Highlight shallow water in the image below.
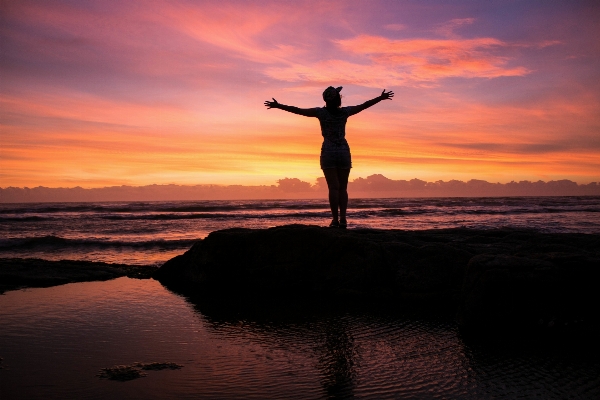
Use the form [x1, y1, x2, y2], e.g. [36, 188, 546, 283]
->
[1, 278, 599, 399]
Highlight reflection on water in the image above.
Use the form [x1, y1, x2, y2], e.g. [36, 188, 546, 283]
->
[1, 277, 599, 399]
[318, 319, 356, 398]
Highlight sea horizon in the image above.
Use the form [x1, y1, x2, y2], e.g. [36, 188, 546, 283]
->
[2, 196, 599, 267]
[2, 175, 600, 203]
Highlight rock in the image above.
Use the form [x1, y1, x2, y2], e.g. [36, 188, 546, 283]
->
[134, 362, 183, 371]
[395, 244, 472, 298]
[0, 258, 156, 294]
[97, 362, 183, 381]
[155, 224, 479, 303]
[97, 365, 147, 381]
[155, 225, 402, 300]
[458, 253, 600, 335]
[154, 225, 600, 338]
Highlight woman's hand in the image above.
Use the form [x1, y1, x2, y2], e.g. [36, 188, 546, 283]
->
[380, 89, 394, 100]
[264, 98, 279, 109]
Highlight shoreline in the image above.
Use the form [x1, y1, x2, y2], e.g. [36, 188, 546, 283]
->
[2, 226, 599, 399]
[2, 224, 599, 340]
[0, 258, 156, 294]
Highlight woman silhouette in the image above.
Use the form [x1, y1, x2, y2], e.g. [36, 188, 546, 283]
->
[265, 87, 394, 228]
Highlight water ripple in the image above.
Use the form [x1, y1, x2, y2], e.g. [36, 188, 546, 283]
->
[1, 275, 599, 399]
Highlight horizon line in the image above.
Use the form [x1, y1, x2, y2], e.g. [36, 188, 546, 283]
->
[2, 174, 599, 191]
[2, 175, 599, 203]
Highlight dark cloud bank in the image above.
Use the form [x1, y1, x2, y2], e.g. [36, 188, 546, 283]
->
[1, 175, 599, 203]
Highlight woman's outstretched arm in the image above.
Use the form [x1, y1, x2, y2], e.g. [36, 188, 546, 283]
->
[349, 89, 394, 115]
[264, 98, 318, 117]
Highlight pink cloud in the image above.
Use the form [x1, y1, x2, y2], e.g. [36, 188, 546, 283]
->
[434, 18, 476, 37]
[266, 32, 532, 87]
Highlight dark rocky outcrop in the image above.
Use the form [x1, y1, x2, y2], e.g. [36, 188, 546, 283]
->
[155, 225, 600, 337]
[155, 225, 473, 303]
[458, 253, 600, 336]
[0, 258, 156, 294]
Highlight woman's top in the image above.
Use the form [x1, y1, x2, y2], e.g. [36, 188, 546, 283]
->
[312, 106, 359, 153]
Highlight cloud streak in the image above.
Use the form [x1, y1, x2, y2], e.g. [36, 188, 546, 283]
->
[267, 33, 533, 87]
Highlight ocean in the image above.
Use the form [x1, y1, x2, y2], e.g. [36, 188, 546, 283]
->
[1, 196, 599, 266]
[2, 196, 600, 399]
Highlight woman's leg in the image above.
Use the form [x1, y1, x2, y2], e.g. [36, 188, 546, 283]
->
[323, 168, 350, 224]
[337, 168, 350, 223]
[323, 168, 340, 222]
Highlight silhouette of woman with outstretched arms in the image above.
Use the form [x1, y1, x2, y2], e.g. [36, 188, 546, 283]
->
[265, 87, 394, 228]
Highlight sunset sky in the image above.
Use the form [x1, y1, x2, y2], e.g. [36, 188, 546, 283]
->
[1, 0, 599, 188]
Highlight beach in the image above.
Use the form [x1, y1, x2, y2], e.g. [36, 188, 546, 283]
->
[1, 197, 600, 398]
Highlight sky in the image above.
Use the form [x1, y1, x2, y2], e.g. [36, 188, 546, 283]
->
[1, 0, 599, 188]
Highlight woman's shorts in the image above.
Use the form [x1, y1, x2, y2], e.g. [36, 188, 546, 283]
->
[320, 149, 352, 170]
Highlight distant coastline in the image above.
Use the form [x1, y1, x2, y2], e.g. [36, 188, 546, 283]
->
[1, 174, 599, 203]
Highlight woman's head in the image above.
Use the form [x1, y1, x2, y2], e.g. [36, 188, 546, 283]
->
[323, 86, 342, 108]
